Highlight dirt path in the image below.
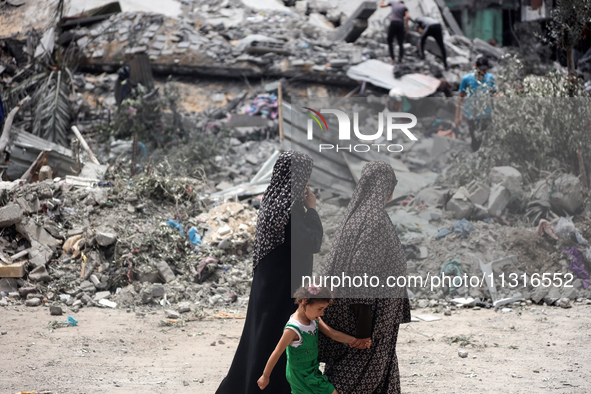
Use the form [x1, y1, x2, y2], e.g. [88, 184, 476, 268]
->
[1, 302, 589, 393]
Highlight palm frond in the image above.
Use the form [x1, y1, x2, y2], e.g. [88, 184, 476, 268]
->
[32, 69, 72, 146]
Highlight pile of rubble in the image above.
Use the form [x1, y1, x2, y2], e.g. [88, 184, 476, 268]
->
[65, 0, 507, 86]
[1, 0, 590, 320]
[0, 165, 261, 316]
[1, 151, 590, 317]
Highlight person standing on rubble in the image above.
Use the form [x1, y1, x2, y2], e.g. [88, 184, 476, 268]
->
[455, 56, 497, 152]
[380, 0, 409, 64]
[413, 16, 448, 70]
[217, 151, 323, 394]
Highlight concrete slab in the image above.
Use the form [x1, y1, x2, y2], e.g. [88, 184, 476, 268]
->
[347, 60, 441, 98]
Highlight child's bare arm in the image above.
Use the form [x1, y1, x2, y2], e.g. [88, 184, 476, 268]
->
[318, 317, 356, 344]
[257, 329, 298, 390]
[318, 317, 371, 349]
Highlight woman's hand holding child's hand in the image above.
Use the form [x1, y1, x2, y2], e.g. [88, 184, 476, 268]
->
[349, 337, 372, 349]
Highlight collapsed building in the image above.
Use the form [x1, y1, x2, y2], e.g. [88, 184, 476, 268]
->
[0, 0, 590, 316]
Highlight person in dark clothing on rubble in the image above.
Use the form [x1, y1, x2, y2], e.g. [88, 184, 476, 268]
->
[380, 0, 409, 64]
[414, 16, 448, 70]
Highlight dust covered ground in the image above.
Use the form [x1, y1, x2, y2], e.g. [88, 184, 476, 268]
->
[2, 302, 590, 393]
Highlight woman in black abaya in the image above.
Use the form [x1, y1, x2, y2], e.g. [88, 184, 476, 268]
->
[216, 151, 323, 394]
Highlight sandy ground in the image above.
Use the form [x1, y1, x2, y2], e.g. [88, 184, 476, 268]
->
[2, 302, 589, 394]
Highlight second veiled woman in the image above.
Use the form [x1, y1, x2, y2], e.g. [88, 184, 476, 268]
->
[319, 160, 411, 394]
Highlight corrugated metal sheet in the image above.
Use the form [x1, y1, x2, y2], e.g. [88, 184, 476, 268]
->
[6, 130, 77, 180]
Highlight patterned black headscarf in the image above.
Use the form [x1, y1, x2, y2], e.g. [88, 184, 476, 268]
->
[322, 161, 406, 299]
[252, 151, 314, 268]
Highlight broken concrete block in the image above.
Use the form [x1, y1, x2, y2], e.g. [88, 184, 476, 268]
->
[446, 188, 473, 219]
[328, 58, 349, 68]
[81, 293, 93, 305]
[445, 198, 473, 219]
[79, 162, 108, 180]
[96, 231, 117, 246]
[92, 189, 109, 206]
[165, 310, 181, 319]
[332, 1, 376, 43]
[466, 181, 490, 205]
[138, 288, 153, 304]
[549, 174, 583, 215]
[93, 291, 111, 301]
[80, 280, 96, 293]
[178, 302, 192, 314]
[17, 219, 60, 250]
[291, 59, 306, 67]
[473, 37, 505, 59]
[50, 306, 63, 315]
[561, 286, 578, 299]
[418, 247, 428, 259]
[18, 287, 39, 298]
[543, 286, 561, 306]
[38, 165, 53, 181]
[487, 184, 510, 217]
[90, 274, 101, 287]
[98, 299, 117, 308]
[28, 266, 51, 282]
[470, 204, 489, 220]
[151, 284, 165, 298]
[0, 261, 26, 278]
[0, 278, 19, 293]
[26, 245, 54, 268]
[558, 298, 572, 308]
[218, 236, 233, 250]
[446, 198, 473, 219]
[157, 261, 176, 283]
[414, 187, 446, 208]
[531, 285, 548, 304]
[16, 195, 40, 214]
[25, 298, 42, 307]
[295, 0, 308, 12]
[489, 166, 522, 196]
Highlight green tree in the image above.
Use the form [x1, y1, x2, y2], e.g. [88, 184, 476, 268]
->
[549, 0, 591, 93]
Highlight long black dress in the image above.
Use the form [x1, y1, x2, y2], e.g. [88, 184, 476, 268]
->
[216, 206, 323, 394]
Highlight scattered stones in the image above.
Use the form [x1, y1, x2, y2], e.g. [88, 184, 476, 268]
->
[95, 230, 118, 246]
[157, 261, 177, 283]
[165, 309, 181, 319]
[178, 302, 192, 314]
[487, 184, 510, 217]
[558, 298, 572, 309]
[489, 166, 522, 196]
[50, 306, 63, 315]
[28, 266, 51, 282]
[25, 298, 42, 307]
[549, 174, 583, 215]
[0, 203, 23, 227]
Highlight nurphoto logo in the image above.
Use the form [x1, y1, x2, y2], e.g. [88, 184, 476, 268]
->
[303, 107, 419, 153]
